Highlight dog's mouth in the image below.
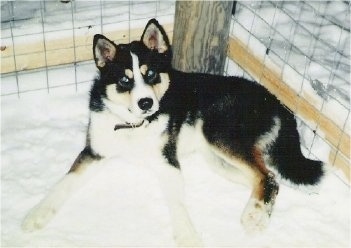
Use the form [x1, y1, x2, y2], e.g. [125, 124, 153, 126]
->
[129, 106, 157, 119]
[114, 120, 145, 131]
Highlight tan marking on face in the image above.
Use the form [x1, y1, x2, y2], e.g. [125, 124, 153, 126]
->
[153, 73, 170, 100]
[106, 84, 130, 107]
[97, 61, 106, 67]
[140, 65, 148, 75]
[125, 69, 133, 79]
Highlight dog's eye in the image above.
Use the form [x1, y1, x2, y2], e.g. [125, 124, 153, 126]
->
[145, 69, 158, 84]
[118, 76, 133, 89]
[147, 69, 155, 78]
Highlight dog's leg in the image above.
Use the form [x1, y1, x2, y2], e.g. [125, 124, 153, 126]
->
[22, 147, 101, 232]
[200, 146, 252, 187]
[209, 145, 279, 233]
[240, 147, 279, 233]
[159, 128, 202, 246]
[155, 163, 203, 247]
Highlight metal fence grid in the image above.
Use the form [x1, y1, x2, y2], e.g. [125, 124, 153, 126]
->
[1, 0, 175, 98]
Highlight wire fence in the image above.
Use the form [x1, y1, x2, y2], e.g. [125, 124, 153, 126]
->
[1, 0, 175, 98]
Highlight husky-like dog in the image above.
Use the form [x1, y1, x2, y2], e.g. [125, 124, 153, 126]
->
[23, 19, 324, 246]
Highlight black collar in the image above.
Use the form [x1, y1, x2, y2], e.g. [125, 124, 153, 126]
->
[114, 121, 144, 131]
[113, 111, 160, 131]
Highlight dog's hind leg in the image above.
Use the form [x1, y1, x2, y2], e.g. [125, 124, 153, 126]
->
[240, 147, 279, 232]
[200, 145, 252, 187]
[22, 147, 101, 232]
[209, 145, 279, 233]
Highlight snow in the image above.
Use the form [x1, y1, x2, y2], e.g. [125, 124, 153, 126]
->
[1, 1, 350, 247]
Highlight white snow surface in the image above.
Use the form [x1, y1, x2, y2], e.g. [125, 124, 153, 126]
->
[1, 90, 350, 247]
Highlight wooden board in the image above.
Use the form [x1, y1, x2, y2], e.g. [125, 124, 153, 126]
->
[1, 24, 174, 73]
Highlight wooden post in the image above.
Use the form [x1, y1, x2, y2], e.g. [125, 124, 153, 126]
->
[172, 1, 233, 74]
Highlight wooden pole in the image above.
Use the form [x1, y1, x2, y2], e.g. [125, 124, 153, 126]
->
[172, 1, 233, 74]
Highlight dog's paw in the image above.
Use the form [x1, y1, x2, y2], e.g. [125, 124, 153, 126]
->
[22, 204, 57, 232]
[172, 218, 203, 247]
[241, 199, 271, 233]
[174, 231, 203, 247]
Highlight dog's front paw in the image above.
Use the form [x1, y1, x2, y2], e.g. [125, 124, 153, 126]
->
[241, 199, 271, 233]
[22, 203, 57, 232]
[174, 231, 203, 247]
[172, 217, 203, 247]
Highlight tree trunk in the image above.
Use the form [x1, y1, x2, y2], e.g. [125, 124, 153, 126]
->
[172, 1, 233, 74]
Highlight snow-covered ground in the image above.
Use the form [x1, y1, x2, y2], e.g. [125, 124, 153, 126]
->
[1, 1, 350, 247]
[1, 92, 350, 247]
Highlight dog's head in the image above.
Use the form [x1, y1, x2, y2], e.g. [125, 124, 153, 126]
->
[93, 19, 171, 122]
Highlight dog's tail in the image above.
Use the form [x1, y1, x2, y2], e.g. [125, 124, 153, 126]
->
[271, 112, 324, 185]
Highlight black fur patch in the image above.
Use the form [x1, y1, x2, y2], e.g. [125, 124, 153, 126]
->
[270, 111, 324, 185]
[90, 19, 324, 187]
[163, 140, 180, 169]
[162, 117, 183, 169]
[89, 78, 106, 112]
[263, 172, 279, 205]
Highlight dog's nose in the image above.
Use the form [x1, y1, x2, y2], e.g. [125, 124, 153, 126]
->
[138, 98, 153, 111]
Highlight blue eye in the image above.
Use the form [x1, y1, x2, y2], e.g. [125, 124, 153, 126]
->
[118, 76, 133, 89]
[120, 76, 129, 83]
[147, 69, 155, 78]
[145, 69, 158, 84]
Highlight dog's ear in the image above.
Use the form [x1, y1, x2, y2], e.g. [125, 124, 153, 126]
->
[93, 34, 117, 69]
[141, 19, 170, 53]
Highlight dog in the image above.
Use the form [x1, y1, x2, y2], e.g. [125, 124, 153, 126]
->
[22, 19, 324, 246]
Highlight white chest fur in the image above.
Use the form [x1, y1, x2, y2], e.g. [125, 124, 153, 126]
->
[89, 111, 169, 159]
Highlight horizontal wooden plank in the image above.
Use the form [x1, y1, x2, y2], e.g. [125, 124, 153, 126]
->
[329, 148, 350, 183]
[228, 37, 350, 181]
[1, 24, 173, 73]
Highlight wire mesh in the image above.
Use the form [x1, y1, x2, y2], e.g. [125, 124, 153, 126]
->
[1, 0, 175, 98]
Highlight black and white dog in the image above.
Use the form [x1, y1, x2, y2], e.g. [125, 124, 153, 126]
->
[23, 19, 324, 246]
